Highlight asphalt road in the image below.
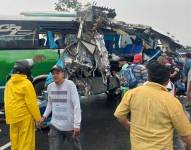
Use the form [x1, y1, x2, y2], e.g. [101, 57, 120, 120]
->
[1, 95, 190, 150]
[0, 94, 131, 150]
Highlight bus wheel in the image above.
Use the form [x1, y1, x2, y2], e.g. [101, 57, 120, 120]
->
[34, 80, 45, 96]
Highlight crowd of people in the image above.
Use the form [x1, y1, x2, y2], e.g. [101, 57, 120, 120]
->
[115, 60, 191, 149]
[115, 52, 191, 149]
[3, 52, 191, 150]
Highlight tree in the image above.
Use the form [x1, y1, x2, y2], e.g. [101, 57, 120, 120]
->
[55, 0, 82, 12]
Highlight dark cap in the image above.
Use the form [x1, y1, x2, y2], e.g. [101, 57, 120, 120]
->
[50, 65, 64, 73]
[13, 59, 33, 75]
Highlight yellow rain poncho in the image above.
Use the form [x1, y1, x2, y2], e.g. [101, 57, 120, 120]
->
[4, 74, 41, 150]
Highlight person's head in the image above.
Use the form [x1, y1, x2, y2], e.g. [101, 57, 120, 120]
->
[161, 52, 167, 57]
[50, 65, 64, 84]
[146, 60, 171, 86]
[12, 59, 33, 81]
[157, 56, 167, 65]
[133, 54, 142, 64]
[118, 57, 128, 67]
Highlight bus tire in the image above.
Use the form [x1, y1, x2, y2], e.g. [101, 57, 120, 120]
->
[34, 80, 45, 96]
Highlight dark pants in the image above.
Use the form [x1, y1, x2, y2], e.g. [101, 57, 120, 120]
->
[48, 125, 82, 150]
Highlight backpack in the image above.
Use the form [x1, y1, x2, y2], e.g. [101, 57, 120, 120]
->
[119, 64, 138, 89]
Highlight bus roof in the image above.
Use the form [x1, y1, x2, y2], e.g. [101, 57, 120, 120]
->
[0, 11, 77, 22]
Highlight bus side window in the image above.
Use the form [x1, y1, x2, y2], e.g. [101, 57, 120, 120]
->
[38, 31, 66, 49]
[54, 33, 65, 49]
[39, 33, 47, 48]
[46, 31, 58, 49]
[39, 38, 46, 47]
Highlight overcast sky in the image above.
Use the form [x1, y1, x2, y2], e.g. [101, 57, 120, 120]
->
[0, 0, 190, 46]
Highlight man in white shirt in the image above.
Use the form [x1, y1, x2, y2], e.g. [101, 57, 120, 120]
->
[40, 65, 82, 150]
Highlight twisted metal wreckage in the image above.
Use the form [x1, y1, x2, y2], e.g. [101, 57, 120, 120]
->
[57, 6, 118, 96]
[48, 5, 183, 96]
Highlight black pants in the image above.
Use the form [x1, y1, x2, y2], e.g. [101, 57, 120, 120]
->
[48, 125, 82, 150]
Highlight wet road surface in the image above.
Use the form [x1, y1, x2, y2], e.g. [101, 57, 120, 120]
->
[1, 95, 190, 150]
[0, 94, 131, 150]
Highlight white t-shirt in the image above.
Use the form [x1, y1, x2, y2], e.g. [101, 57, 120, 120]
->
[43, 79, 81, 131]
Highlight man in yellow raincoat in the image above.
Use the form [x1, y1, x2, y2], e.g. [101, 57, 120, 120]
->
[4, 58, 41, 150]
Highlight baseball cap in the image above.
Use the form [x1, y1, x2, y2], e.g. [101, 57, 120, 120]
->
[133, 54, 142, 63]
[50, 65, 64, 73]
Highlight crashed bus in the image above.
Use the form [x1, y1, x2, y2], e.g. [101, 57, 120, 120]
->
[0, 8, 121, 105]
[0, 6, 183, 106]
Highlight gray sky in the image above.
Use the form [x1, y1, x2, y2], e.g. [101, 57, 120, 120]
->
[0, 0, 190, 46]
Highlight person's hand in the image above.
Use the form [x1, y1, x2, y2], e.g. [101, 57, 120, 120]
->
[125, 119, 131, 130]
[35, 120, 41, 129]
[40, 116, 46, 125]
[72, 128, 80, 138]
[185, 144, 191, 150]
